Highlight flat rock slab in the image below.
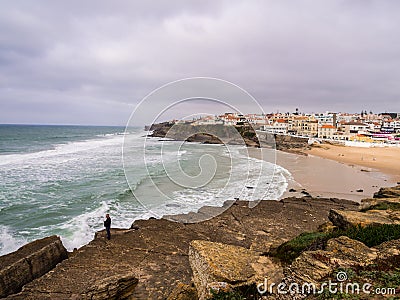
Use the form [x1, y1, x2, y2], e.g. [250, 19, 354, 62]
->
[189, 240, 283, 299]
[329, 209, 398, 229]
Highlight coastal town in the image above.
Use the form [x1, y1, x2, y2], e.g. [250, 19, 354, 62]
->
[172, 110, 400, 144]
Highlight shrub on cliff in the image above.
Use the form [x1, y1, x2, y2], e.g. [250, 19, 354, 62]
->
[271, 224, 400, 263]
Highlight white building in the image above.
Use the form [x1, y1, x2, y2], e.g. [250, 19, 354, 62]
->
[262, 120, 288, 134]
[318, 124, 336, 139]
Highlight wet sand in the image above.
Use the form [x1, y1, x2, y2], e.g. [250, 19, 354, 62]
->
[247, 148, 398, 202]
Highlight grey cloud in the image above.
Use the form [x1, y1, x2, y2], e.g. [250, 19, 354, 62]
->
[0, 0, 399, 125]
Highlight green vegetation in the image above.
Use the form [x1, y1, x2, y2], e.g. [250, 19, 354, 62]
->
[361, 202, 400, 211]
[271, 224, 400, 263]
[210, 284, 260, 300]
[269, 231, 327, 263]
[318, 265, 400, 299]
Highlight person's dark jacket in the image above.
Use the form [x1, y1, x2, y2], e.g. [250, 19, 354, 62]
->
[104, 217, 111, 228]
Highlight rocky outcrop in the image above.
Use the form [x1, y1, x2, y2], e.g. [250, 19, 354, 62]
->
[274, 134, 310, 154]
[0, 236, 67, 298]
[189, 240, 282, 299]
[148, 123, 260, 147]
[328, 208, 399, 229]
[325, 236, 377, 266]
[167, 283, 197, 300]
[290, 236, 376, 284]
[289, 236, 400, 292]
[375, 239, 400, 263]
[361, 196, 400, 211]
[373, 185, 400, 198]
[3, 197, 357, 299]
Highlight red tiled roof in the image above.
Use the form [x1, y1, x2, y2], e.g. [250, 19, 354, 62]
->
[321, 124, 335, 129]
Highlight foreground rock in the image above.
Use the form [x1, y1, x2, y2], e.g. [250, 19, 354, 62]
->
[3, 197, 357, 299]
[289, 236, 400, 296]
[328, 208, 399, 229]
[361, 196, 400, 211]
[0, 236, 67, 298]
[373, 185, 400, 198]
[189, 240, 282, 299]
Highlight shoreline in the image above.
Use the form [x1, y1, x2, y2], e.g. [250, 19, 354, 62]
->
[247, 147, 398, 202]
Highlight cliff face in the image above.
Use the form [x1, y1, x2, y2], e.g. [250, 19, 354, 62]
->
[3, 197, 358, 299]
[147, 122, 311, 152]
[148, 123, 261, 147]
[273, 134, 310, 154]
[0, 235, 67, 298]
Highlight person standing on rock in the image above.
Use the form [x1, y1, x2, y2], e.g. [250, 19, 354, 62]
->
[104, 214, 111, 240]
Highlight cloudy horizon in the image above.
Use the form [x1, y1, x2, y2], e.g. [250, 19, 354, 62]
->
[1, 0, 399, 126]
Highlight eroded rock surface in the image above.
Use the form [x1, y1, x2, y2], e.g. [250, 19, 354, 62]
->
[373, 185, 400, 198]
[289, 237, 400, 294]
[328, 208, 398, 229]
[189, 240, 283, 299]
[0, 236, 67, 298]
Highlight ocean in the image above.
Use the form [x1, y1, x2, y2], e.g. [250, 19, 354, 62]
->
[0, 125, 290, 255]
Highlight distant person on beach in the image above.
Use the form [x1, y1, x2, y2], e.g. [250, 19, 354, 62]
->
[104, 214, 111, 240]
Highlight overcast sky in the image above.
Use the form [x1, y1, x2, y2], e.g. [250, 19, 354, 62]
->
[1, 1, 399, 125]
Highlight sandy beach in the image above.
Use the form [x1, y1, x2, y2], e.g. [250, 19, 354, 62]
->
[306, 144, 400, 181]
[248, 147, 398, 202]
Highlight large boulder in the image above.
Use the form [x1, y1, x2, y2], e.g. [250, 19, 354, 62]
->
[374, 239, 400, 262]
[328, 209, 397, 229]
[373, 185, 400, 198]
[189, 240, 283, 299]
[0, 236, 67, 298]
[325, 236, 377, 266]
[290, 236, 377, 284]
[290, 250, 334, 284]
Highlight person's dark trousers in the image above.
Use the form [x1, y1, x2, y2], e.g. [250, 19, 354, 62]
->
[106, 227, 111, 240]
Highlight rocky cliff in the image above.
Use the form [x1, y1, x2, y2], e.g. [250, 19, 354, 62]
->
[148, 123, 261, 147]
[147, 122, 311, 152]
[1, 197, 357, 299]
[2, 186, 400, 299]
[0, 235, 67, 298]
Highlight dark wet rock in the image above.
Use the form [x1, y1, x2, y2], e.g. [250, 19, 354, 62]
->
[0, 236, 67, 298]
[289, 188, 297, 192]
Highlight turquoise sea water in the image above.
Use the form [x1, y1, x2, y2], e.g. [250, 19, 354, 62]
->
[0, 125, 290, 255]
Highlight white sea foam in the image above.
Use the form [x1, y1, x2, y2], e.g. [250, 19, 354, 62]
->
[0, 132, 142, 167]
[0, 129, 293, 255]
[59, 201, 111, 250]
[0, 226, 27, 256]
